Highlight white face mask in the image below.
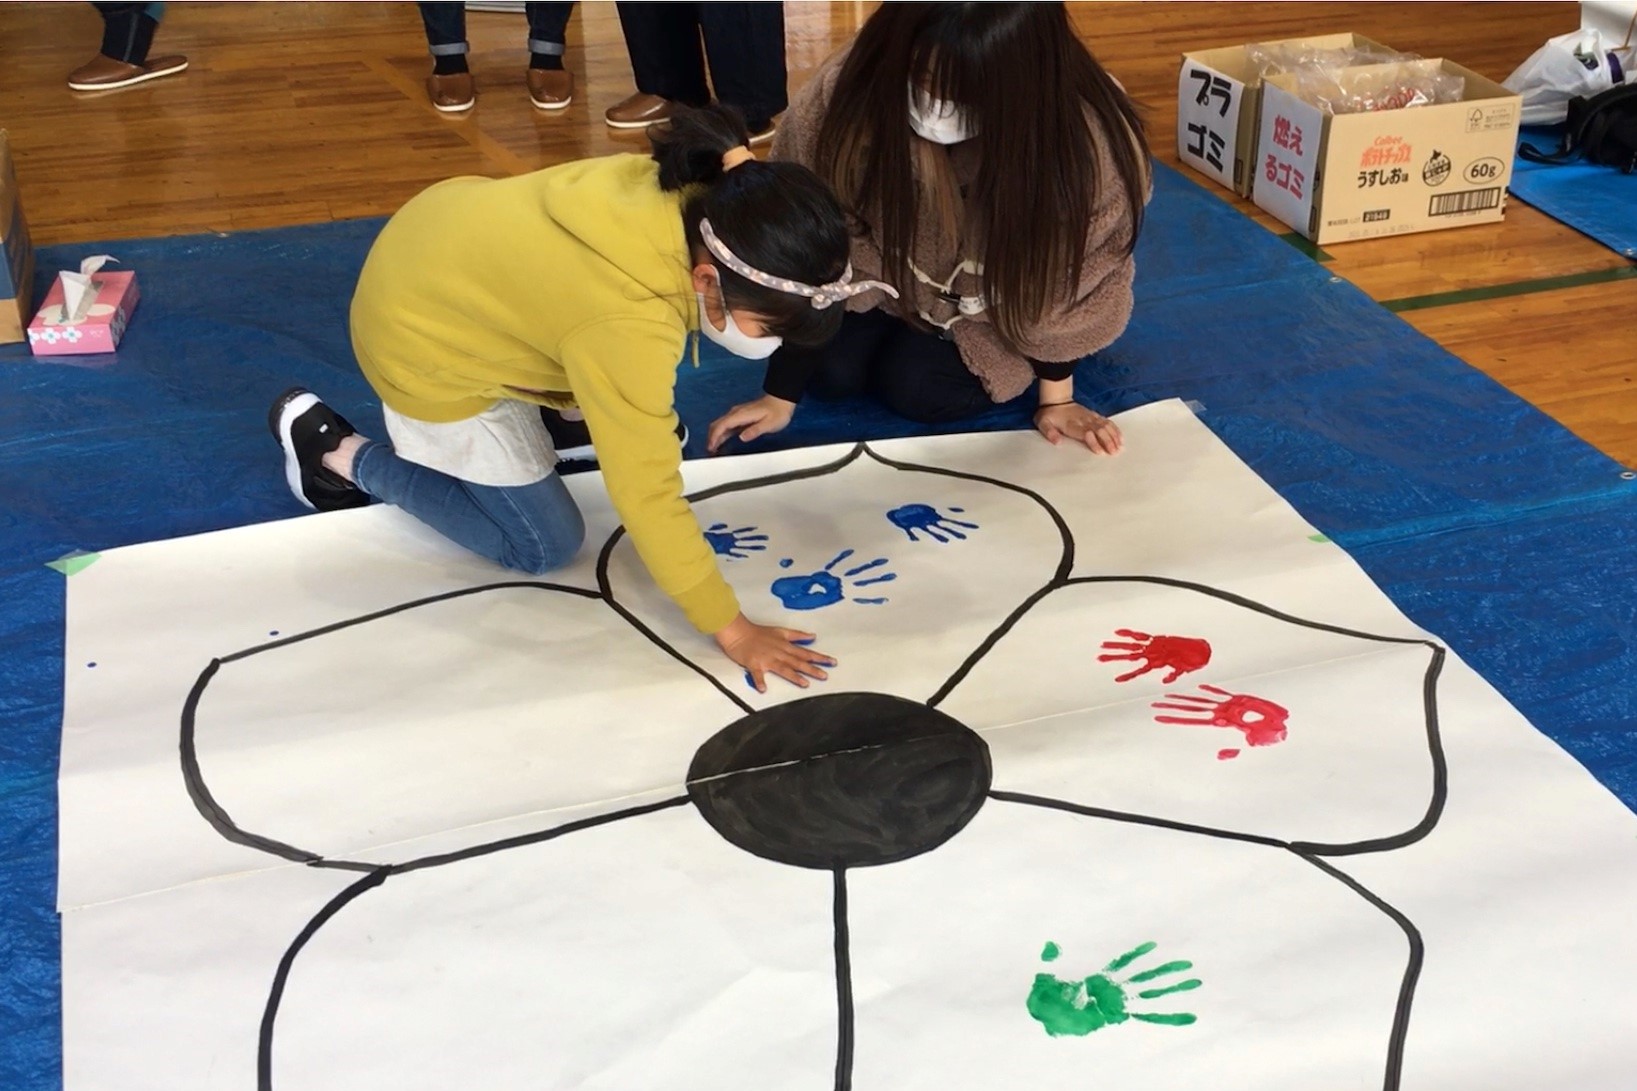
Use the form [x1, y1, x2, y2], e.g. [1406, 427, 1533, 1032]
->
[907, 86, 977, 145]
[696, 277, 782, 360]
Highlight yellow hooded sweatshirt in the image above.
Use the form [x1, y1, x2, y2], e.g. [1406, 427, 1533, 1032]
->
[348, 153, 738, 634]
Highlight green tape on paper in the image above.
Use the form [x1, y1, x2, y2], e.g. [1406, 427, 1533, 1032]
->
[1308, 533, 1329, 543]
[46, 550, 101, 576]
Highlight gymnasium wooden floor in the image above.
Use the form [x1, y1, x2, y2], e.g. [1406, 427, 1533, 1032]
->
[4, 1, 1633, 465]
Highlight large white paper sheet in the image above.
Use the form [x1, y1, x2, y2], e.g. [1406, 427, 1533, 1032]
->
[58, 400, 1637, 1090]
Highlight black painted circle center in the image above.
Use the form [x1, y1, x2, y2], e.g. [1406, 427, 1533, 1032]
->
[687, 692, 991, 869]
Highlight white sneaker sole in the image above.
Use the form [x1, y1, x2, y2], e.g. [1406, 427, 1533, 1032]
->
[605, 115, 663, 130]
[432, 98, 475, 113]
[530, 95, 572, 111]
[68, 58, 189, 92]
[274, 391, 322, 511]
[554, 442, 595, 462]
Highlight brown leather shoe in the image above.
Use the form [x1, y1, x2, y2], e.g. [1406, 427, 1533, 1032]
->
[527, 68, 574, 111]
[67, 53, 188, 91]
[427, 71, 476, 113]
[605, 92, 672, 129]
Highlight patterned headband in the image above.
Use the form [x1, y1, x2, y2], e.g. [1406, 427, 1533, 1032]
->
[699, 218, 900, 309]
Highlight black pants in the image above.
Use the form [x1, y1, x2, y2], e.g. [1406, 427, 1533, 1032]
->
[94, 3, 157, 64]
[614, 2, 786, 128]
[417, 3, 573, 55]
[767, 310, 994, 425]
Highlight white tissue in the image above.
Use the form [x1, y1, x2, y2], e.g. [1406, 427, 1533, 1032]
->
[58, 255, 116, 323]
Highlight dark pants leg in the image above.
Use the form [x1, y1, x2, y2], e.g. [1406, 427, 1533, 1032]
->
[698, 2, 787, 127]
[869, 322, 994, 424]
[94, 3, 156, 64]
[766, 309, 901, 403]
[417, 2, 467, 56]
[525, 2, 573, 60]
[765, 310, 991, 422]
[421, 4, 571, 62]
[614, 2, 709, 105]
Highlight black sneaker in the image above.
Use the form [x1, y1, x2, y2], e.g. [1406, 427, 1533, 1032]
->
[269, 387, 372, 511]
[541, 406, 595, 462]
[541, 406, 687, 472]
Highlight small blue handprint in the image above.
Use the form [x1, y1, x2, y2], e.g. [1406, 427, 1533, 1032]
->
[887, 503, 978, 543]
[704, 523, 769, 560]
[770, 549, 895, 610]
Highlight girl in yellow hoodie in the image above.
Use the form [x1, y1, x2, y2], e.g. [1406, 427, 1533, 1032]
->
[269, 106, 895, 691]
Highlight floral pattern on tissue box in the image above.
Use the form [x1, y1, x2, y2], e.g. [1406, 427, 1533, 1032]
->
[27, 269, 139, 356]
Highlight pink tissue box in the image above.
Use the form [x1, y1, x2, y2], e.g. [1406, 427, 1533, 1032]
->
[27, 269, 139, 355]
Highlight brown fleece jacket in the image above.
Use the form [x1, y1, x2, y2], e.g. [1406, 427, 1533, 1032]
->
[772, 48, 1149, 402]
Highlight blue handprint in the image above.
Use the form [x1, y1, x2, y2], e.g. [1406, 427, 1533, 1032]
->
[887, 503, 978, 543]
[704, 523, 768, 560]
[770, 549, 895, 610]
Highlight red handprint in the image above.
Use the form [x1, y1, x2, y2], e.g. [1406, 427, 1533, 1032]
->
[1098, 630, 1212, 684]
[1152, 684, 1289, 753]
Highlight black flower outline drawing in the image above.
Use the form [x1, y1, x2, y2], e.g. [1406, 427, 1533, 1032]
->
[179, 443, 1447, 1091]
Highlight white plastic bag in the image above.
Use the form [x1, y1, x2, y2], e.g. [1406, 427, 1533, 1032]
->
[1504, 30, 1622, 125]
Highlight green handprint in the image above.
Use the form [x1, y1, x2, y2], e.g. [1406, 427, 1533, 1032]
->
[1027, 940, 1201, 1037]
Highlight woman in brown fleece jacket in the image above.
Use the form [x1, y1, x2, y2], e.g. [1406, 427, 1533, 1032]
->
[707, 2, 1152, 457]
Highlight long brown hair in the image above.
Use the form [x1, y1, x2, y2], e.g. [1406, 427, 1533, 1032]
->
[813, 3, 1149, 349]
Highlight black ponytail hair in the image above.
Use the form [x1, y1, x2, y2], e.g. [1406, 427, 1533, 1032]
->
[650, 105, 850, 349]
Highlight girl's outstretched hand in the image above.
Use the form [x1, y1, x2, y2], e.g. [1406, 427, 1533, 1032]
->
[714, 613, 835, 693]
[707, 395, 795, 453]
[1035, 402, 1123, 455]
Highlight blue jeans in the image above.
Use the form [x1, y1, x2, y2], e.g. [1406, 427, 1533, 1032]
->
[417, 2, 574, 56]
[353, 442, 586, 575]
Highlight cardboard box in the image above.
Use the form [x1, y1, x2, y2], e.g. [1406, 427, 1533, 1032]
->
[1254, 59, 1522, 244]
[0, 130, 35, 346]
[27, 265, 140, 356]
[1177, 33, 1394, 196]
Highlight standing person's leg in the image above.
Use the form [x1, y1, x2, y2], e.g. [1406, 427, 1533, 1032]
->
[68, 2, 188, 92]
[869, 325, 996, 424]
[418, 2, 467, 62]
[418, 2, 476, 112]
[524, 2, 575, 109]
[605, 2, 709, 129]
[96, 2, 156, 62]
[697, 1, 787, 143]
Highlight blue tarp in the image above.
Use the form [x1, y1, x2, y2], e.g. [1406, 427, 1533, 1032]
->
[1512, 123, 1637, 256]
[2, 162, 1634, 1089]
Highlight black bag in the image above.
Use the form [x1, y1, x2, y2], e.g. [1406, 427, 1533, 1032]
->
[1518, 82, 1637, 172]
